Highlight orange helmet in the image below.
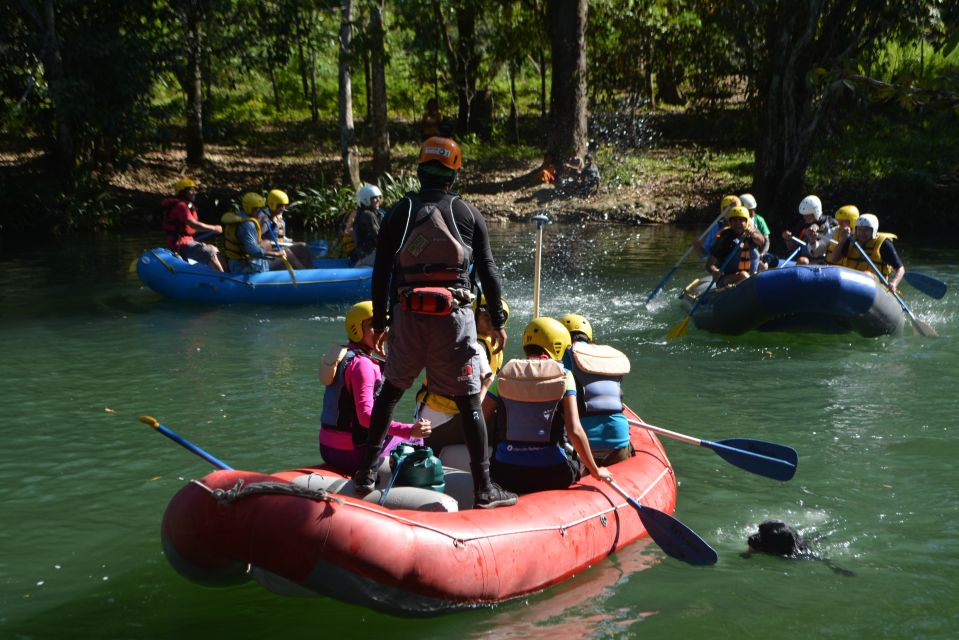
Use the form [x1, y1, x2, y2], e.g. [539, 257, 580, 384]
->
[418, 137, 462, 171]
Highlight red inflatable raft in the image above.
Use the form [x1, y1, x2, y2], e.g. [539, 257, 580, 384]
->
[160, 408, 677, 615]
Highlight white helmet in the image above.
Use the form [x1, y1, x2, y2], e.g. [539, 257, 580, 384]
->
[856, 213, 879, 240]
[798, 195, 822, 220]
[356, 184, 383, 207]
[739, 193, 757, 210]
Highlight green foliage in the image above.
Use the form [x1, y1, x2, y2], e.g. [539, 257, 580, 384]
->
[289, 182, 355, 231]
[377, 171, 420, 204]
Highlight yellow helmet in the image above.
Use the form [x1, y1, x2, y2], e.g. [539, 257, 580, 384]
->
[174, 178, 197, 194]
[267, 189, 290, 211]
[720, 195, 740, 213]
[835, 205, 860, 224]
[241, 192, 265, 215]
[523, 317, 571, 361]
[727, 205, 750, 222]
[560, 313, 592, 342]
[472, 294, 509, 324]
[345, 301, 374, 343]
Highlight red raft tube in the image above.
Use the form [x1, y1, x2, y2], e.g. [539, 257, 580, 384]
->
[160, 408, 678, 616]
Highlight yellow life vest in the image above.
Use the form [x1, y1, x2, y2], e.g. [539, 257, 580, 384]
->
[839, 232, 898, 277]
[479, 334, 503, 375]
[221, 212, 262, 262]
[415, 380, 460, 415]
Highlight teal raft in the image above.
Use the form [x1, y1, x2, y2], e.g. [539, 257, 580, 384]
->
[136, 248, 372, 305]
[679, 264, 905, 337]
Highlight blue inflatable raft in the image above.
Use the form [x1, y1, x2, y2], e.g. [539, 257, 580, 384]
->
[679, 265, 905, 337]
[136, 248, 372, 305]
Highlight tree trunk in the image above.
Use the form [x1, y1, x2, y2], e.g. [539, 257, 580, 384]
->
[433, 1, 480, 135]
[546, 0, 589, 163]
[339, 0, 361, 189]
[752, 2, 832, 226]
[364, 44, 372, 123]
[310, 45, 319, 123]
[269, 63, 281, 112]
[297, 33, 309, 100]
[184, 8, 204, 165]
[40, 0, 75, 173]
[539, 50, 547, 118]
[369, 0, 391, 176]
[508, 61, 519, 144]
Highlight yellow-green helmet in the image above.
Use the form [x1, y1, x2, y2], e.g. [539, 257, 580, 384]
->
[560, 313, 592, 342]
[174, 178, 197, 194]
[267, 189, 290, 211]
[835, 205, 860, 224]
[473, 294, 509, 324]
[727, 205, 750, 222]
[345, 301, 374, 343]
[241, 192, 265, 215]
[523, 317, 571, 361]
[720, 195, 741, 213]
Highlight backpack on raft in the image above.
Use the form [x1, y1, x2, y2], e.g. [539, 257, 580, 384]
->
[389, 444, 445, 493]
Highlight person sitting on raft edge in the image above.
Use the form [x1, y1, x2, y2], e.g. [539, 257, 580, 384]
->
[483, 316, 612, 495]
[560, 313, 634, 467]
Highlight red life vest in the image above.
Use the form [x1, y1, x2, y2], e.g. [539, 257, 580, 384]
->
[162, 198, 196, 249]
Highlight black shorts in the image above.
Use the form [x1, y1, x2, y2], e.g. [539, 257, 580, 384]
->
[490, 455, 584, 495]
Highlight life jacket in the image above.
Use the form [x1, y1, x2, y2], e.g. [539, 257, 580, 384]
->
[414, 382, 460, 415]
[220, 212, 262, 262]
[256, 209, 285, 242]
[479, 334, 503, 375]
[319, 346, 380, 446]
[161, 198, 195, 249]
[394, 194, 472, 287]
[567, 343, 629, 417]
[495, 358, 567, 446]
[839, 232, 899, 277]
[716, 228, 759, 274]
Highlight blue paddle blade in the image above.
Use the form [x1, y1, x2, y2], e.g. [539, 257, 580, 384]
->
[628, 498, 718, 566]
[904, 272, 947, 299]
[706, 438, 798, 481]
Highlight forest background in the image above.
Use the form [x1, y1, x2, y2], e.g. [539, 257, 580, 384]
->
[2, 0, 958, 240]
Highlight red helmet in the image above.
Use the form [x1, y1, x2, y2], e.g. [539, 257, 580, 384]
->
[418, 137, 462, 171]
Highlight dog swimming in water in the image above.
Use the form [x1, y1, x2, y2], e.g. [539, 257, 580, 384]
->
[744, 520, 854, 576]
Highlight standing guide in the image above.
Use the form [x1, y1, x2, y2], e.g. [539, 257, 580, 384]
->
[350, 136, 518, 510]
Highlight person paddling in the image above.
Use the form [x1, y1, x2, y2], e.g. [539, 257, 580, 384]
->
[707, 206, 764, 287]
[220, 192, 284, 273]
[829, 213, 905, 293]
[825, 205, 860, 264]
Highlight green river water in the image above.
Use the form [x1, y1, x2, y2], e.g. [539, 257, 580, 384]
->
[1, 223, 957, 639]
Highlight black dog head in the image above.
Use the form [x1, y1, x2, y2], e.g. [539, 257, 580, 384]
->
[747, 520, 809, 557]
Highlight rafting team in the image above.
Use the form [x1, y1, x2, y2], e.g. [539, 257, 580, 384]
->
[694, 193, 906, 293]
[160, 135, 906, 510]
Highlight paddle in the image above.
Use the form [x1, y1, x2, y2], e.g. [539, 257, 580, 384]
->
[851, 240, 937, 337]
[606, 479, 718, 566]
[775, 236, 807, 268]
[665, 239, 741, 340]
[138, 415, 233, 470]
[626, 416, 797, 481]
[265, 221, 298, 285]
[531, 214, 549, 318]
[904, 271, 947, 300]
[646, 207, 729, 303]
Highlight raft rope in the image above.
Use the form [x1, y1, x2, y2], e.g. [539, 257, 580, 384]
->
[192, 478, 345, 506]
[191, 464, 672, 548]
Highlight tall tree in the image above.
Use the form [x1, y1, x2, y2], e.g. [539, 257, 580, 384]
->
[368, 0, 390, 176]
[170, 0, 208, 165]
[547, 0, 589, 163]
[339, 0, 361, 188]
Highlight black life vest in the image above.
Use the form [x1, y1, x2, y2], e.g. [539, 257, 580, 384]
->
[394, 194, 472, 288]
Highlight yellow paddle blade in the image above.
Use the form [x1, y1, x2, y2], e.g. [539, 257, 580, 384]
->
[665, 316, 691, 340]
[128, 256, 140, 273]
